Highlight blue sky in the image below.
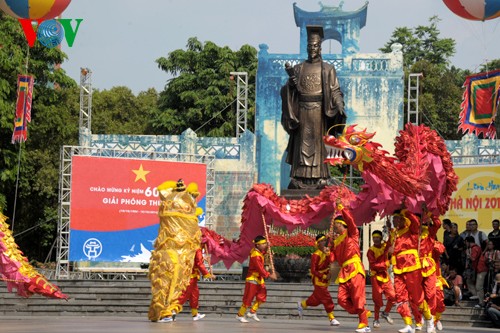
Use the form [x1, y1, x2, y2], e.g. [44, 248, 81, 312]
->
[61, 0, 500, 94]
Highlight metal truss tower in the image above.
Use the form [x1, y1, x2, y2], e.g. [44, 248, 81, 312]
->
[230, 72, 248, 137]
[55, 146, 73, 279]
[407, 73, 423, 125]
[79, 68, 92, 145]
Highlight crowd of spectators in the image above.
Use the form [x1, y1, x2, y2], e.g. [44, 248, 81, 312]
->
[441, 218, 500, 328]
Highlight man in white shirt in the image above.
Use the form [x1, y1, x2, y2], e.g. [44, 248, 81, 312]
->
[460, 219, 487, 249]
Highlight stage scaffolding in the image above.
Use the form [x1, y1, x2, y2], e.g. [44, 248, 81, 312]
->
[55, 146, 215, 279]
[79, 68, 92, 145]
[230, 72, 248, 138]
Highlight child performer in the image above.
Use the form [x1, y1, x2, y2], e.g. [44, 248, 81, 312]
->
[177, 246, 215, 321]
[297, 234, 340, 326]
[367, 229, 396, 328]
[236, 235, 277, 323]
[432, 241, 447, 331]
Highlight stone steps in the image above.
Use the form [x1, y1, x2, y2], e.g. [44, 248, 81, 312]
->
[0, 280, 490, 327]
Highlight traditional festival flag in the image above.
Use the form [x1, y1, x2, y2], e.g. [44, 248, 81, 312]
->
[458, 69, 500, 139]
[11, 75, 34, 143]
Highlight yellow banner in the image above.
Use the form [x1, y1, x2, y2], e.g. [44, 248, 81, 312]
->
[444, 164, 500, 234]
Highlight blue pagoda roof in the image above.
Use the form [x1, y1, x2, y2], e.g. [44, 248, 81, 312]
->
[293, 2, 368, 28]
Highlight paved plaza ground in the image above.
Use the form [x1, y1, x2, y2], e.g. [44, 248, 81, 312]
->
[0, 315, 495, 333]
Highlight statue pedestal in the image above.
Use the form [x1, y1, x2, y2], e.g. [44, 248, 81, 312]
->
[280, 177, 343, 200]
[280, 189, 321, 200]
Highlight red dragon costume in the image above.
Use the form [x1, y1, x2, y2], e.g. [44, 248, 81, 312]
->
[200, 123, 458, 271]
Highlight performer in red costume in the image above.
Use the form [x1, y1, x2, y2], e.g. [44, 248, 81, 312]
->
[432, 241, 447, 331]
[332, 202, 371, 333]
[367, 228, 396, 328]
[410, 212, 442, 331]
[391, 209, 434, 333]
[297, 234, 339, 326]
[177, 247, 215, 321]
[420, 213, 441, 313]
[236, 235, 277, 323]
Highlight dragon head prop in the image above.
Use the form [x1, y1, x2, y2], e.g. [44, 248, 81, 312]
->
[323, 125, 379, 171]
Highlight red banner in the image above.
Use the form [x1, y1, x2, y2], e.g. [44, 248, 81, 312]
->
[69, 156, 207, 262]
[70, 156, 206, 232]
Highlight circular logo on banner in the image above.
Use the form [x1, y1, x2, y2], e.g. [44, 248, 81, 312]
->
[83, 238, 103, 260]
[37, 19, 64, 48]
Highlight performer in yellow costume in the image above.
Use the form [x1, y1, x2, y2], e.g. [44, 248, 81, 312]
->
[148, 179, 203, 322]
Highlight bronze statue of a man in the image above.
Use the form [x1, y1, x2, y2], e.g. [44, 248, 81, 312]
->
[281, 25, 346, 190]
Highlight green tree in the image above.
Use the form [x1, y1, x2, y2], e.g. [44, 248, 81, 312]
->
[152, 38, 257, 137]
[409, 60, 469, 140]
[480, 59, 500, 72]
[380, 16, 456, 69]
[92, 86, 158, 134]
[0, 13, 79, 260]
[381, 17, 468, 140]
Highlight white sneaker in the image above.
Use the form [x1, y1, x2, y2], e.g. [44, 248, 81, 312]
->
[435, 320, 443, 331]
[356, 327, 372, 333]
[426, 318, 435, 333]
[373, 320, 380, 328]
[246, 312, 260, 322]
[193, 313, 206, 321]
[469, 295, 479, 300]
[157, 317, 173, 323]
[330, 318, 340, 326]
[297, 301, 303, 318]
[381, 312, 394, 324]
[415, 323, 422, 331]
[236, 315, 249, 323]
[399, 325, 415, 333]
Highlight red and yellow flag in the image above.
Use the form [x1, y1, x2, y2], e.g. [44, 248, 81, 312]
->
[12, 75, 34, 143]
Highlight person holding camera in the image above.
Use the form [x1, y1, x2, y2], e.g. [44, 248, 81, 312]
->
[464, 236, 481, 301]
[482, 241, 500, 302]
[485, 273, 500, 328]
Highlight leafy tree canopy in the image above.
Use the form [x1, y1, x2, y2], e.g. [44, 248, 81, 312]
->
[409, 60, 469, 140]
[92, 86, 159, 134]
[380, 17, 469, 139]
[152, 37, 257, 137]
[480, 59, 500, 72]
[380, 16, 456, 69]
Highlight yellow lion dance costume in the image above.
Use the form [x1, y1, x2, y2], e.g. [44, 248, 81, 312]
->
[148, 179, 202, 321]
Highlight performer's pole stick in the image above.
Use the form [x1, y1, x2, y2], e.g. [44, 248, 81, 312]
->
[203, 243, 213, 277]
[329, 171, 348, 245]
[261, 212, 275, 275]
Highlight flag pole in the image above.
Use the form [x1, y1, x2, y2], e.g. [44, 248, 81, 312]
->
[11, 45, 31, 232]
[10, 144, 23, 232]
